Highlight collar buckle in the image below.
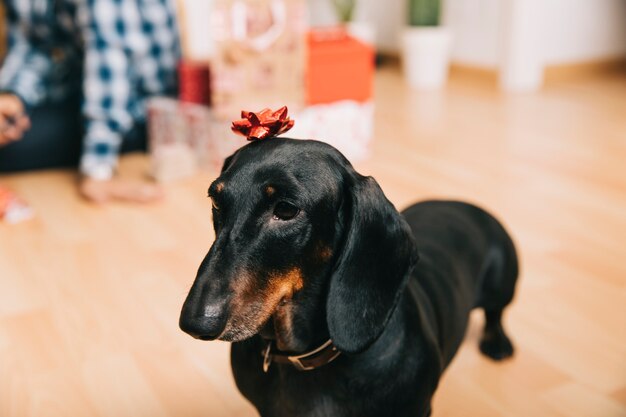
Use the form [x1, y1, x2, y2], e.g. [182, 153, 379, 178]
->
[288, 356, 317, 371]
[262, 342, 273, 373]
[262, 339, 341, 372]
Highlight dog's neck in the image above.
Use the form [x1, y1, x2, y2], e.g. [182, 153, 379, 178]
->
[257, 262, 333, 353]
[259, 298, 330, 354]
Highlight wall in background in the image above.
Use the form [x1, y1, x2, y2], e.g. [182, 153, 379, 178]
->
[446, 0, 626, 68]
[444, 0, 502, 68]
[309, 0, 336, 25]
[541, 0, 626, 65]
[310, 0, 626, 67]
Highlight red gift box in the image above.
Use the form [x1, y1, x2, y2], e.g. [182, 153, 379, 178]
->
[178, 60, 212, 106]
[306, 28, 375, 105]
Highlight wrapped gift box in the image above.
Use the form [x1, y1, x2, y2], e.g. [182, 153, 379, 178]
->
[148, 98, 243, 181]
[148, 98, 203, 182]
[306, 28, 375, 105]
[210, 0, 307, 119]
[290, 100, 374, 161]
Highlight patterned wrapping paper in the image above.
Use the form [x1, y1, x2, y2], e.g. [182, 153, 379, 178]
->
[211, 119, 247, 165]
[210, 0, 307, 119]
[147, 98, 244, 181]
[290, 100, 374, 162]
[148, 98, 203, 182]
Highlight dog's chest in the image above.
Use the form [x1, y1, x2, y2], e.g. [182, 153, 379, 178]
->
[231, 339, 432, 417]
[233, 370, 339, 416]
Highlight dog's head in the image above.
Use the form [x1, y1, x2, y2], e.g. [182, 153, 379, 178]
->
[180, 138, 418, 354]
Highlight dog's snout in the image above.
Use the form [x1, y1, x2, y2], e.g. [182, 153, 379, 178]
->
[179, 303, 228, 341]
[180, 316, 226, 340]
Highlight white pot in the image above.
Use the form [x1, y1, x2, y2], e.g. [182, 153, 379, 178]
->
[401, 27, 452, 90]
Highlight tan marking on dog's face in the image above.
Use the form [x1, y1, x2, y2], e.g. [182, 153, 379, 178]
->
[317, 245, 333, 262]
[271, 268, 304, 293]
[265, 185, 275, 197]
[215, 182, 225, 193]
[219, 268, 304, 342]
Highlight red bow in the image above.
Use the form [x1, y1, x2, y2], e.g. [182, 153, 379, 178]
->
[231, 106, 295, 141]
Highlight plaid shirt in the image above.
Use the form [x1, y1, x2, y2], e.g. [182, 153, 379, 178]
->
[0, 0, 180, 179]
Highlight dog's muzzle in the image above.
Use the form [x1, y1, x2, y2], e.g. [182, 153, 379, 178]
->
[179, 303, 228, 340]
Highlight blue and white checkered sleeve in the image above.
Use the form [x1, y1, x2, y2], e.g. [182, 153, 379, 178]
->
[78, 0, 137, 180]
[0, 15, 53, 107]
[78, 0, 179, 180]
[135, 0, 179, 97]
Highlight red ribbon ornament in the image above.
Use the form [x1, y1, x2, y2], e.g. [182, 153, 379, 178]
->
[231, 106, 295, 141]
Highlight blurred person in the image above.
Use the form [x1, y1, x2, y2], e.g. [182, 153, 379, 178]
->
[0, 0, 180, 203]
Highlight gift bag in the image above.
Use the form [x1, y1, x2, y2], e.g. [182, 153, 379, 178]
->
[210, 0, 307, 119]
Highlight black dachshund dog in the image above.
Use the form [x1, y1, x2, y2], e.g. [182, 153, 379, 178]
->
[180, 138, 518, 417]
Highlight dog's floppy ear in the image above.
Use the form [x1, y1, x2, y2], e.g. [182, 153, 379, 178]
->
[327, 174, 418, 354]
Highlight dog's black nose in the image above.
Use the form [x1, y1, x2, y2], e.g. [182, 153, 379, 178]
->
[179, 307, 227, 340]
[179, 313, 227, 340]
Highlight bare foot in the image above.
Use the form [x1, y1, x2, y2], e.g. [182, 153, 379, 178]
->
[80, 177, 164, 204]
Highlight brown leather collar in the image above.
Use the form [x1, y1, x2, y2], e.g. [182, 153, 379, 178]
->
[262, 339, 341, 372]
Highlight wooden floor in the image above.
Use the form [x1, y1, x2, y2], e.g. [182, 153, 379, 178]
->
[1, 66, 625, 417]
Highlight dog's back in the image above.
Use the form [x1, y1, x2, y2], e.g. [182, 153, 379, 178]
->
[402, 200, 518, 367]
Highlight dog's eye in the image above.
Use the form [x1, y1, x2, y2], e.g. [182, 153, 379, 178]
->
[210, 197, 220, 211]
[273, 202, 299, 221]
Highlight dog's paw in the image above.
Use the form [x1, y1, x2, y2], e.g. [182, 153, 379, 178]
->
[479, 329, 514, 361]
